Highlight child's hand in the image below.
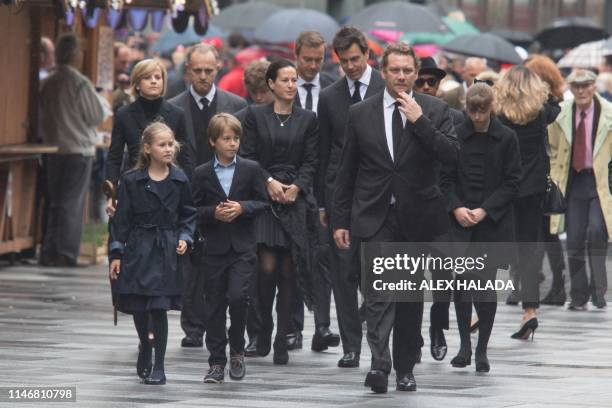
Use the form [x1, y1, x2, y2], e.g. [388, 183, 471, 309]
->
[223, 200, 243, 222]
[176, 240, 188, 255]
[109, 259, 121, 280]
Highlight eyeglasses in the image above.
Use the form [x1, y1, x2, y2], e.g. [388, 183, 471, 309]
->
[415, 77, 440, 87]
[474, 78, 494, 86]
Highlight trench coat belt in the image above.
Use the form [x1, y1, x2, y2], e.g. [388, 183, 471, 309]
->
[134, 224, 177, 250]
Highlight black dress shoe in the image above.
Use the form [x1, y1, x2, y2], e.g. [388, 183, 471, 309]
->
[475, 350, 490, 373]
[245, 336, 259, 357]
[396, 372, 417, 391]
[337, 352, 360, 368]
[429, 327, 447, 361]
[273, 337, 289, 365]
[181, 335, 203, 348]
[143, 370, 166, 385]
[311, 326, 340, 352]
[286, 331, 303, 350]
[541, 280, 567, 306]
[364, 370, 388, 394]
[450, 349, 472, 368]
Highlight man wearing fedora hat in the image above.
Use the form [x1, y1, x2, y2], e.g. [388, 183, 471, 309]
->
[415, 57, 464, 126]
[548, 69, 612, 310]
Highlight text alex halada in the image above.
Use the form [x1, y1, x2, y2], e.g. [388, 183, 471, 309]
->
[372, 279, 516, 291]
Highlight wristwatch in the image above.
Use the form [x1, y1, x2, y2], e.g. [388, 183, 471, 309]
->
[266, 176, 274, 185]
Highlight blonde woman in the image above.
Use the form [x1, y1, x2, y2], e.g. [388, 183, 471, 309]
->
[106, 58, 194, 202]
[494, 66, 560, 339]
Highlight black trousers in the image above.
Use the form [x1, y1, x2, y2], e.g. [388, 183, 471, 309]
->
[204, 250, 256, 366]
[246, 264, 262, 339]
[515, 193, 545, 309]
[429, 246, 452, 331]
[329, 225, 362, 353]
[566, 171, 608, 305]
[180, 248, 207, 340]
[365, 207, 424, 375]
[287, 222, 333, 333]
[536, 216, 566, 285]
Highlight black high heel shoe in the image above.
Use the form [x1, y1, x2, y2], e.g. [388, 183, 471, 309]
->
[510, 317, 538, 340]
[450, 349, 472, 368]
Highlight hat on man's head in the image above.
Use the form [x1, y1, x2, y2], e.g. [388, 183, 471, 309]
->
[567, 69, 597, 85]
[418, 57, 446, 79]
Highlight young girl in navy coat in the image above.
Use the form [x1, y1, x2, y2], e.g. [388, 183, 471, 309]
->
[109, 122, 196, 385]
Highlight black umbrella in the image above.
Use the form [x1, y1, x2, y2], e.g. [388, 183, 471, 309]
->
[348, 1, 450, 34]
[253, 9, 340, 44]
[535, 17, 607, 50]
[442, 33, 523, 65]
[211, 2, 282, 34]
[490, 30, 533, 49]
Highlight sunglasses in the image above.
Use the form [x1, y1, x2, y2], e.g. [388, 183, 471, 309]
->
[415, 77, 440, 87]
[474, 78, 494, 86]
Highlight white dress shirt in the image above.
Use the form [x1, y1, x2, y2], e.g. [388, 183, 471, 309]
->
[297, 74, 321, 112]
[190, 83, 216, 109]
[347, 64, 372, 100]
[383, 88, 409, 161]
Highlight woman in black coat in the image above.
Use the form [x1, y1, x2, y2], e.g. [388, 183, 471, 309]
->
[441, 84, 522, 372]
[240, 59, 319, 365]
[494, 66, 560, 339]
[106, 58, 194, 209]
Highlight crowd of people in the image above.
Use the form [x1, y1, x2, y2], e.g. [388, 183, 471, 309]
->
[36, 25, 611, 394]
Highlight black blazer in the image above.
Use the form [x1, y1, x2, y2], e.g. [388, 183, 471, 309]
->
[107, 98, 195, 185]
[192, 156, 269, 255]
[332, 91, 459, 241]
[440, 115, 522, 242]
[293, 72, 335, 109]
[316, 69, 386, 210]
[168, 88, 247, 154]
[240, 103, 319, 193]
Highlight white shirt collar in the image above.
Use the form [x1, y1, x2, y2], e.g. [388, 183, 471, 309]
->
[383, 88, 413, 108]
[347, 64, 372, 89]
[298, 73, 320, 88]
[190, 84, 216, 107]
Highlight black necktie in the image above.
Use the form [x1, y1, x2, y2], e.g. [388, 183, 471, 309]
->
[392, 102, 403, 160]
[200, 97, 209, 111]
[303, 83, 314, 111]
[351, 81, 362, 104]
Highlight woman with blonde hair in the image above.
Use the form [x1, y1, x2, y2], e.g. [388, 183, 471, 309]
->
[494, 66, 561, 340]
[106, 58, 194, 207]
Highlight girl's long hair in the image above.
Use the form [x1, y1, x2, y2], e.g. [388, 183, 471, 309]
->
[134, 122, 180, 169]
[494, 66, 549, 125]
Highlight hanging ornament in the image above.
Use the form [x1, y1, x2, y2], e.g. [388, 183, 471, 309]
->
[128, 9, 149, 31]
[80, 7, 101, 28]
[171, 10, 190, 33]
[150, 10, 166, 33]
[106, 9, 123, 29]
[65, 7, 75, 26]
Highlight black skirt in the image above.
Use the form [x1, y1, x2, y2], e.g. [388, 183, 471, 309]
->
[116, 294, 182, 314]
[254, 207, 290, 249]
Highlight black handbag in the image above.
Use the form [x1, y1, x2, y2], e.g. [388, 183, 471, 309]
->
[542, 175, 567, 215]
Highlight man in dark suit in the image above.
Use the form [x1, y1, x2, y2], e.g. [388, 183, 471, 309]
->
[332, 42, 458, 393]
[286, 30, 339, 353]
[316, 26, 385, 369]
[169, 43, 247, 348]
[414, 56, 464, 362]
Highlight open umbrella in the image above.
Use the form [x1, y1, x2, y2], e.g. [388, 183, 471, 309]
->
[152, 23, 225, 54]
[557, 40, 605, 69]
[490, 30, 533, 49]
[442, 33, 523, 65]
[400, 16, 479, 46]
[348, 1, 450, 34]
[603, 36, 612, 56]
[211, 2, 282, 35]
[253, 9, 339, 44]
[535, 17, 607, 50]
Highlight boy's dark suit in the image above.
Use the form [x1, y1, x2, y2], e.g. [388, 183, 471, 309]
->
[192, 155, 268, 366]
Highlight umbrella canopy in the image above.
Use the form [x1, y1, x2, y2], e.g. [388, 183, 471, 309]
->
[490, 30, 533, 48]
[152, 23, 225, 54]
[348, 1, 450, 34]
[253, 8, 340, 44]
[400, 16, 479, 46]
[557, 40, 605, 69]
[211, 2, 282, 34]
[442, 33, 523, 65]
[535, 17, 607, 50]
[603, 36, 612, 56]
